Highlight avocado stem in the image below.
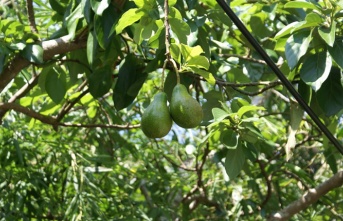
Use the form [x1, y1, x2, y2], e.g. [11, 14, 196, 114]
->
[170, 59, 180, 84]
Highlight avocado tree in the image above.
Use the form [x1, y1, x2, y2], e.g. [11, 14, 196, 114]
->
[1, 0, 343, 220]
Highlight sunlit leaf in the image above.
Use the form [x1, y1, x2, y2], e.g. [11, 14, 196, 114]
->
[212, 107, 229, 122]
[237, 105, 265, 118]
[65, 4, 83, 39]
[285, 31, 312, 70]
[169, 18, 191, 44]
[115, 9, 145, 34]
[186, 55, 209, 70]
[318, 21, 336, 47]
[90, 0, 110, 15]
[285, 102, 304, 161]
[284, 1, 320, 10]
[187, 66, 216, 85]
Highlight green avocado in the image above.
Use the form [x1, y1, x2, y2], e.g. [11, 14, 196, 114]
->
[170, 84, 203, 128]
[141, 92, 173, 138]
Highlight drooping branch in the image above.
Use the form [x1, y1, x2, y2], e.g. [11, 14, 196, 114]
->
[0, 35, 87, 92]
[0, 102, 58, 125]
[0, 102, 140, 129]
[268, 170, 343, 221]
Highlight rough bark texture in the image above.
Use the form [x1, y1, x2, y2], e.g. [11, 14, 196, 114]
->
[268, 171, 343, 220]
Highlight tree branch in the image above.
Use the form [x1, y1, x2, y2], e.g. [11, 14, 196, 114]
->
[268, 170, 343, 221]
[257, 159, 272, 208]
[26, 0, 38, 34]
[0, 102, 58, 125]
[0, 102, 140, 129]
[0, 35, 87, 92]
[58, 122, 140, 129]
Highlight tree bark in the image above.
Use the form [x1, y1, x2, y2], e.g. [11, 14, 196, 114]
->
[0, 35, 87, 93]
[268, 170, 343, 220]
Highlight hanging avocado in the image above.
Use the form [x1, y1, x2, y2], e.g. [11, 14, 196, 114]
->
[170, 84, 203, 128]
[141, 92, 173, 138]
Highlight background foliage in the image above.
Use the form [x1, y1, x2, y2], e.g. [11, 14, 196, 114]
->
[1, 0, 343, 220]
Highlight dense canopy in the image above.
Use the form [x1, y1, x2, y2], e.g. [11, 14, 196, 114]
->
[1, 0, 343, 220]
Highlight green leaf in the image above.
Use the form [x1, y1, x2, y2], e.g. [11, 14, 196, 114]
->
[90, 0, 110, 15]
[237, 105, 265, 118]
[316, 67, 343, 116]
[220, 129, 239, 149]
[168, 0, 177, 6]
[113, 54, 147, 110]
[274, 18, 319, 40]
[187, 66, 216, 85]
[300, 51, 332, 91]
[134, 0, 156, 8]
[94, 7, 119, 49]
[224, 144, 245, 181]
[186, 55, 209, 70]
[284, 1, 319, 10]
[180, 44, 204, 62]
[49, 0, 66, 15]
[45, 67, 66, 104]
[170, 43, 181, 64]
[202, 90, 223, 122]
[323, 145, 338, 174]
[21, 44, 43, 64]
[274, 22, 300, 39]
[285, 31, 312, 70]
[212, 107, 229, 122]
[240, 126, 261, 144]
[88, 66, 113, 98]
[169, 18, 190, 44]
[318, 21, 336, 47]
[305, 12, 323, 24]
[115, 9, 145, 34]
[285, 102, 304, 161]
[87, 105, 98, 118]
[65, 4, 83, 39]
[328, 40, 343, 69]
[250, 13, 272, 38]
[87, 31, 97, 67]
[148, 22, 164, 49]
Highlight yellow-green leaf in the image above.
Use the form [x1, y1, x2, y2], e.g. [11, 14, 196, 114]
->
[115, 9, 145, 34]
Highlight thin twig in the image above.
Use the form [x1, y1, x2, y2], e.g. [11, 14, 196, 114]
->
[163, 154, 196, 172]
[56, 82, 88, 121]
[163, 0, 180, 84]
[257, 159, 273, 208]
[26, 0, 39, 34]
[164, 0, 171, 60]
[0, 73, 40, 120]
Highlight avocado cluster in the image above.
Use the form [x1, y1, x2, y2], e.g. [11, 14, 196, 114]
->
[141, 84, 203, 138]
